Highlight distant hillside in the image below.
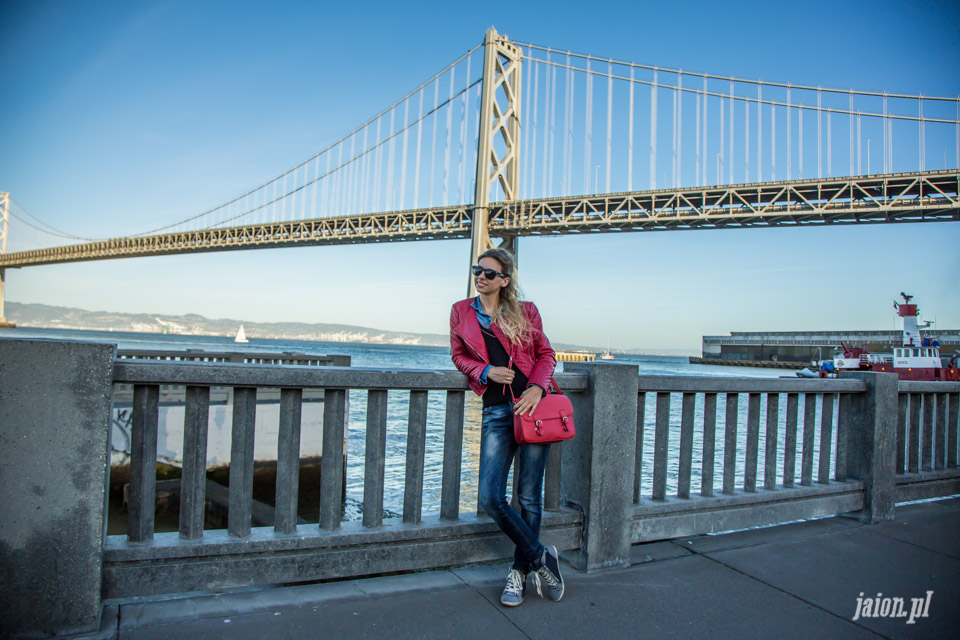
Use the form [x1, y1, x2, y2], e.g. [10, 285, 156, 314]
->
[4, 301, 694, 356]
[6, 302, 450, 347]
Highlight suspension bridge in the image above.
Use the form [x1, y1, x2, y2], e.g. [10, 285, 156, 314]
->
[1, 28, 958, 324]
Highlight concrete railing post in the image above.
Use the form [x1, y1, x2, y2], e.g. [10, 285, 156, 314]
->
[561, 362, 639, 571]
[0, 339, 116, 637]
[838, 371, 898, 523]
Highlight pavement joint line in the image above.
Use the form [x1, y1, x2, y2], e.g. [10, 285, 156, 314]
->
[697, 550, 895, 640]
[109, 605, 120, 640]
[458, 566, 534, 640]
[855, 521, 960, 560]
[486, 594, 535, 640]
[110, 572, 458, 631]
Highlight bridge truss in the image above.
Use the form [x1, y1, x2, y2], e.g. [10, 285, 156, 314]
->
[1, 170, 956, 269]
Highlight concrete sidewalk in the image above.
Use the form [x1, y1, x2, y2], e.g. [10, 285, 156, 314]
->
[89, 497, 960, 640]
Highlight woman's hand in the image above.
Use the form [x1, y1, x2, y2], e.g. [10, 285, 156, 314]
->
[487, 366, 515, 384]
[513, 385, 544, 416]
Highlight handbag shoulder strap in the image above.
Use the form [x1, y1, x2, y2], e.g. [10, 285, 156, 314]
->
[504, 342, 564, 398]
[550, 376, 563, 395]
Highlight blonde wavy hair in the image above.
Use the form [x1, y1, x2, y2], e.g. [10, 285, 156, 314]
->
[478, 248, 530, 345]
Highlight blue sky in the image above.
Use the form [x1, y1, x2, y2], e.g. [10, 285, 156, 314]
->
[1, 0, 958, 353]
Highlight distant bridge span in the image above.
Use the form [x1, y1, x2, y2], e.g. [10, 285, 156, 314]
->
[1, 170, 957, 269]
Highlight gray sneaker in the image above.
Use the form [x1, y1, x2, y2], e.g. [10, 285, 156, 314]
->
[500, 569, 526, 607]
[533, 545, 564, 601]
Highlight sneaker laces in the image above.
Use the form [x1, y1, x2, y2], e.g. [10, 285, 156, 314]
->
[504, 569, 525, 597]
[533, 565, 559, 597]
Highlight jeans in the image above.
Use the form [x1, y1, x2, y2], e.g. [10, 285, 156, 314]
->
[477, 402, 551, 573]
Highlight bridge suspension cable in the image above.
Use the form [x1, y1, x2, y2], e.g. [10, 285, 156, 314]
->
[521, 42, 959, 103]
[1, 197, 97, 254]
[118, 43, 484, 239]
[6, 43, 484, 249]
[521, 54, 959, 124]
[517, 40, 959, 198]
[200, 77, 482, 231]
[7, 198, 89, 241]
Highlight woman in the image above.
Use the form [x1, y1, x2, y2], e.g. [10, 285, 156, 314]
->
[449, 248, 565, 607]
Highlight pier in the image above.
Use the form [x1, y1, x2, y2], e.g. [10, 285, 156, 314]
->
[116, 348, 351, 367]
[700, 329, 960, 366]
[554, 349, 597, 362]
[689, 356, 802, 369]
[2, 338, 958, 638]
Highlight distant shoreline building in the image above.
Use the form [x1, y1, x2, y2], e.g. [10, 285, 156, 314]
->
[693, 329, 960, 368]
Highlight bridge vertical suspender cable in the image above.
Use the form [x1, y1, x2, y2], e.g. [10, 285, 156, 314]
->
[629, 67, 635, 192]
[705, 76, 710, 185]
[786, 86, 791, 180]
[650, 69, 657, 190]
[730, 80, 735, 184]
[585, 59, 594, 194]
[565, 53, 574, 197]
[799, 91, 804, 178]
[720, 86, 725, 183]
[745, 88, 750, 182]
[817, 87, 824, 180]
[756, 83, 762, 183]
[607, 60, 614, 193]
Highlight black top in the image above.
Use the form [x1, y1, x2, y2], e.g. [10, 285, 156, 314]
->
[480, 325, 529, 407]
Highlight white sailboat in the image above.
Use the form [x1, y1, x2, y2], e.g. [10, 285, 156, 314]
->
[600, 337, 614, 360]
[234, 325, 249, 343]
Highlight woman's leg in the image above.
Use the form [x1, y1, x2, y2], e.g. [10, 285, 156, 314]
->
[477, 403, 543, 569]
[512, 442, 550, 573]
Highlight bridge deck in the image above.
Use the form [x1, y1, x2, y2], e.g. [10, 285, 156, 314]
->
[2, 170, 957, 268]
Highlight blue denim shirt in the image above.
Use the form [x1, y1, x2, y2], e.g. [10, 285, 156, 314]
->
[471, 297, 493, 383]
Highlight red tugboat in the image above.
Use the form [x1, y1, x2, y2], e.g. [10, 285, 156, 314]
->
[797, 293, 960, 381]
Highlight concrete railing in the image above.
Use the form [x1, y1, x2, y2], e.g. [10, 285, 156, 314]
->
[627, 374, 885, 547]
[102, 359, 585, 598]
[2, 339, 959, 638]
[895, 381, 960, 501]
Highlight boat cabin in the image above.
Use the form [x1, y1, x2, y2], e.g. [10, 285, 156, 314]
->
[893, 346, 941, 369]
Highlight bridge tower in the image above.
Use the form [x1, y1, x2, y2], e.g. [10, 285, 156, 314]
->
[468, 28, 522, 296]
[0, 192, 12, 327]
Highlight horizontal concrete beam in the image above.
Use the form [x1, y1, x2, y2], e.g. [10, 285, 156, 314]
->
[637, 375, 866, 393]
[895, 470, 960, 503]
[632, 490, 865, 542]
[895, 478, 960, 503]
[103, 511, 581, 598]
[899, 381, 960, 393]
[633, 481, 865, 517]
[105, 511, 581, 561]
[112, 361, 590, 392]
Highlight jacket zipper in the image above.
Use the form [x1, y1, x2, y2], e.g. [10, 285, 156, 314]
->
[453, 329, 488, 365]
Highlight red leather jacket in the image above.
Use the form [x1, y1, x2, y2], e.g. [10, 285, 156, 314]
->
[449, 297, 557, 397]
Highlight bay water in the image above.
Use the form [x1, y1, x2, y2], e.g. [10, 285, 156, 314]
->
[2, 327, 793, 520]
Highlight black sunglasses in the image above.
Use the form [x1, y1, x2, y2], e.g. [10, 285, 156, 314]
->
[472, 265, 508, 280]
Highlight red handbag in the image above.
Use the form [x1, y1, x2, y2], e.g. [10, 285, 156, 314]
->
[508, 376, 575, 445]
